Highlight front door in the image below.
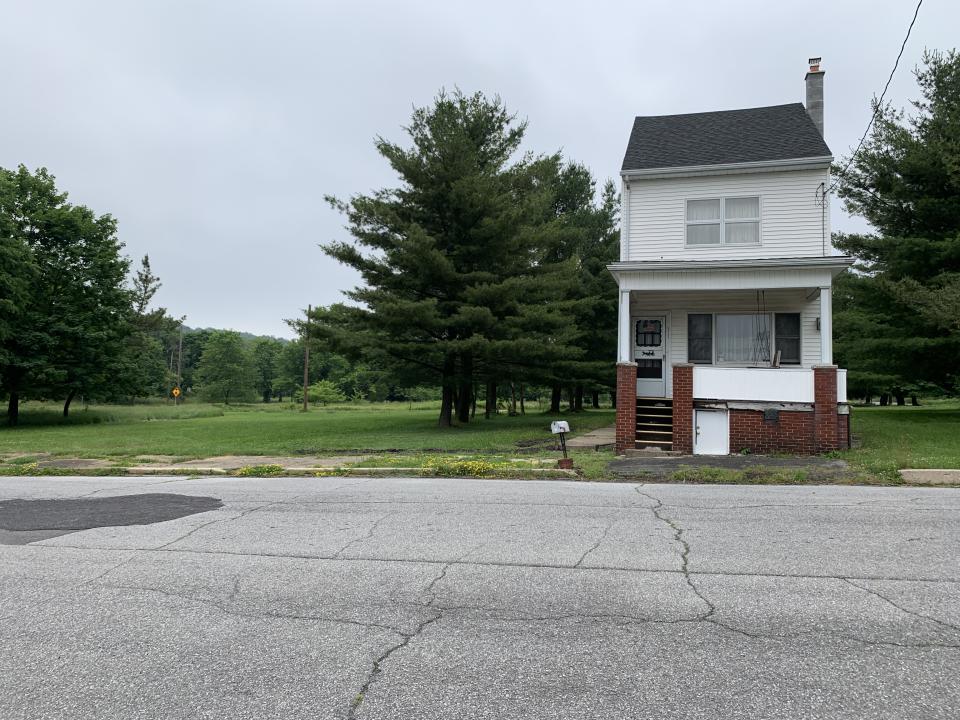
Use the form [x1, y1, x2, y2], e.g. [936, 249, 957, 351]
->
[635, 316, 666, 398]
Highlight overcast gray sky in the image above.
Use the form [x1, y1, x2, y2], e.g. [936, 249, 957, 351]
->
[2, 0, 955, 337]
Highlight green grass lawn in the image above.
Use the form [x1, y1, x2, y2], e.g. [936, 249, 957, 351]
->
[0, 401, 615, 458]
[845, 399, 960, 474]
[4, 398, 957, 484]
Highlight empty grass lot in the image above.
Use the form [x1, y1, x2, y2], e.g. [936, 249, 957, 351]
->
[0, 401, 615, 459]
[844, 399, 960, 474]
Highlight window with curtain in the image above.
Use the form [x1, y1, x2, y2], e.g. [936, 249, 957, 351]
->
[774, 313, 801, 364]
[687, 314, 713, 364]
[686, 199, 721, 246]
[686, 196, 760, 246]
[715, 314, 771, 364]
[724, 196, 760, 245]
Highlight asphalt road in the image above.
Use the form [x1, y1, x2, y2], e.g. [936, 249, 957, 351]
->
[1, 475, 958, 719]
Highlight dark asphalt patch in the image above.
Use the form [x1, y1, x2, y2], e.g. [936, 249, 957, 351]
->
[0, 493, 223, 545]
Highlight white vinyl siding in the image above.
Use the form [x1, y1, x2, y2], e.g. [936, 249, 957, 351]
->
[626, 168, 830, 261]
[629, 289, 821, 397]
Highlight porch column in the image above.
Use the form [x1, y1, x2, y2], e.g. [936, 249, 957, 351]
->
[813, 365, 839, 451]
[617, 290, 632, 362]
[615, 362, 637, 455]
[819, 286, 832, 365]
[672, 363, 694, 455]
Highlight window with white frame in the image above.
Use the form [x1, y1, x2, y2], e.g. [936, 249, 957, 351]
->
[687, 312, 801, 366]
[686, 196, 760, 246]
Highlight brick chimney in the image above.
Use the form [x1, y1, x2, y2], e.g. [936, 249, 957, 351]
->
[805, 57, 825, 137]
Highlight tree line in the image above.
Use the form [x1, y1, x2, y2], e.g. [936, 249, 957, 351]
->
[306, 90, 620, 427]
[0, 168, 415, 425]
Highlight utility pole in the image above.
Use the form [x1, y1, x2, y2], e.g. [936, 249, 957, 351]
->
[302, 305, 311, 412]
[176, 321, 183, 406]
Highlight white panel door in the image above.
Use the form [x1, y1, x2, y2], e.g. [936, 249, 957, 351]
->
[694, 410, 729, 455]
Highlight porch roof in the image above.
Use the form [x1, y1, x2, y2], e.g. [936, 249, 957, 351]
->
[608, 256, 853, 292]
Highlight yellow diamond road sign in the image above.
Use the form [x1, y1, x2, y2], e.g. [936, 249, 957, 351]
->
[172, 387, 181, 398]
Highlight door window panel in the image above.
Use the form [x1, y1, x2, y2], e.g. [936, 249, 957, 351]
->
[635, 319, 662, 347]
[636, 359, 663, 379]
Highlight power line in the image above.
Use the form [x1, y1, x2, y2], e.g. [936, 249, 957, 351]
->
[827, 0, 923, 195]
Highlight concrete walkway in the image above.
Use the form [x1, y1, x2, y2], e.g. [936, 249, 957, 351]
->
[2, 453, 369, 475]
[564, 425, 615, 450]
[126, 455, 369, 474]
[900, 469, 960, 485]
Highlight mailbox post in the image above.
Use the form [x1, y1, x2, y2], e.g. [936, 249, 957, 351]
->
[551, 421, 573, 469]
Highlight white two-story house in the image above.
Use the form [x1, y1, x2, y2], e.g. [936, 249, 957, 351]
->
[609, 59, 852, 455]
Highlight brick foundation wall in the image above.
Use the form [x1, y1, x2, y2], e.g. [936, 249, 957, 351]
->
[723, 366, 845, 455]
[838, 412, 850, 449]
[729, 409, 815, 455]
[672, 364, 693, 455]
[814, 365, 840, 452]
[615, 363, 637, 455]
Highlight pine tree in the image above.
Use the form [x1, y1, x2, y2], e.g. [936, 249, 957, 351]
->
[320, 90, 581, 426]
[833, 50, 960, 399]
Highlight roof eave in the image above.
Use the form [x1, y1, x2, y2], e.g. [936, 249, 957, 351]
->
[607, 256, 854, 276]
[620, 155, 834, 180]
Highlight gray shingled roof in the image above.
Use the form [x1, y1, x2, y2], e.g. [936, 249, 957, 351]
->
[621, 103, 831, 172]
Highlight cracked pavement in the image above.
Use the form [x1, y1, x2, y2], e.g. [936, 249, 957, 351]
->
[1, 476, 958, 719]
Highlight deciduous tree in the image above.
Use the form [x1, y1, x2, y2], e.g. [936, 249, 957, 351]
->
[0, 165, 132, 423]
[195, 330, 255, 404]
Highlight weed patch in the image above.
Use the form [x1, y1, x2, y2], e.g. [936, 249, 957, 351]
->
[235, 464, 286, 477]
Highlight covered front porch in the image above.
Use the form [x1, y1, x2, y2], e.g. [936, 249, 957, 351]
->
[608, 257, 853, 455]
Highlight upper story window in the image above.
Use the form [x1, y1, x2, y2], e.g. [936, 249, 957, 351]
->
[686, 196, 760, 247]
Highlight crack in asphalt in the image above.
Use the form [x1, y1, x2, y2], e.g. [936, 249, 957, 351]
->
[843, 578, 960, 634]
[346, 544, 482, 718]
[573, 516, 618, 568]
[632, 486, 960, 650]
[253, 498, 656, 511]
[154, 498, 291, 550]
[333, 511, 399, 559]
[651, 501, 950, 512]
[346, 563, 449, 719]
[635, 486, 715, 619]
[30, 541, 960, 585]
[100, 582, 403, 634]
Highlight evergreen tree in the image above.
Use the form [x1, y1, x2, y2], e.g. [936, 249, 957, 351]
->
[319, 90, 581, 426]
[833, 50, 960, 400]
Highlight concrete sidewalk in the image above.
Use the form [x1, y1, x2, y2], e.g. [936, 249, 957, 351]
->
[564, 425, 615, 450]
